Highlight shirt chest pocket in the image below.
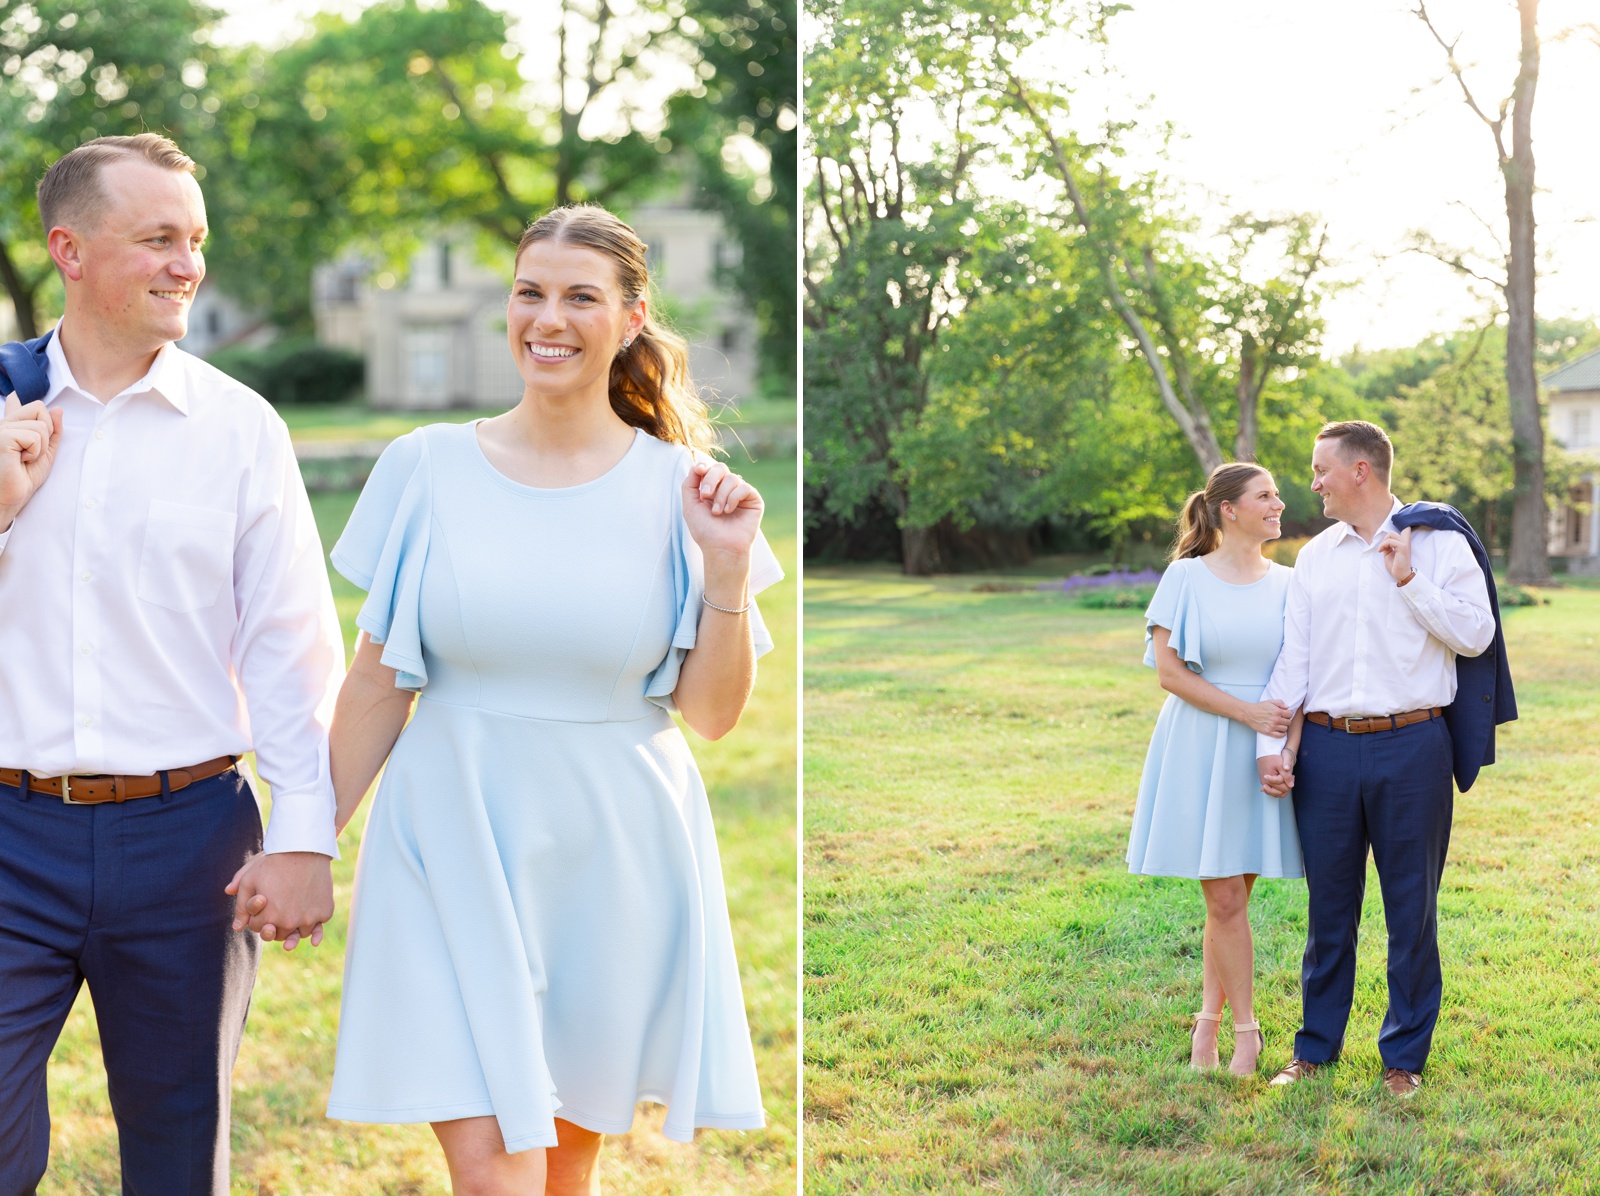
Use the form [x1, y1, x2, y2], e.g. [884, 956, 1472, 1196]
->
[137, 500, 237, 613]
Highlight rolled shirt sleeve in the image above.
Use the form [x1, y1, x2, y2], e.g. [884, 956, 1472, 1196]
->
[233, 416, 346, 857]
[1257, 556, 1313, 760]
[1397, 530, 1496, 658]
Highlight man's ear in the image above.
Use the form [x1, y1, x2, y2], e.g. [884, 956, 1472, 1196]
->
[47, 227, 86, 283]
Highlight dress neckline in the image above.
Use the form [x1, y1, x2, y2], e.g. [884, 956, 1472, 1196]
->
[467, 422, 645, 498]
[1194, 556, 1278, 589]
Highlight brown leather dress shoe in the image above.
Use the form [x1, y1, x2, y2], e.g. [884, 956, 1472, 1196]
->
[1268, 1059, 1322, 1086]
[1382, 1067, 1422, 1098]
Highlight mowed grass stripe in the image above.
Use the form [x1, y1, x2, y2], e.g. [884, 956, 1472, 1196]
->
[44, 455, 796, 1196]
[804, 567, 1600, 1195]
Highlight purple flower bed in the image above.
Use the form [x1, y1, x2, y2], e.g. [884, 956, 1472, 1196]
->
[1036, 568, 1163, 593]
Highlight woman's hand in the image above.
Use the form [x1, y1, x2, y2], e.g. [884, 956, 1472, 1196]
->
[682, 459, 763, 561]
[1239, 698, 1293, 737]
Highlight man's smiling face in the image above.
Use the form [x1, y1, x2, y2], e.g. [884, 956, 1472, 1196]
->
[69, 156, 208, 353]
[1310, 436, 1364, 525]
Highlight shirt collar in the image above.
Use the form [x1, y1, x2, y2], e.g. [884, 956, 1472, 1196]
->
[44, 322, 190, 415]
[1331, 495, 1403, 547]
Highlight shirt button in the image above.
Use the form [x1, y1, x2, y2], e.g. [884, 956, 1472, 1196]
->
[80, 571, 92, 582]
[83, 499, 95, 510]
[94, 429, 105, 441]
[80, 643, 93, 655]
[81, 716, 93, 727]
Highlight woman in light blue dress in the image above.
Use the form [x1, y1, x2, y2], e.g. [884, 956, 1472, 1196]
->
[1127, 462, 1304, 1077]
[323, 206, 782, 1194]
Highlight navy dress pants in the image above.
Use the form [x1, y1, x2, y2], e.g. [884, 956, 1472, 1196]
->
[1291, 714, 1454, 1073]
[0, 771, 262, 1196]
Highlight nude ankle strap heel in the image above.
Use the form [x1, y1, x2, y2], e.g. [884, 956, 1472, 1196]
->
[1189, 1011, 1222, 1071]
[1232, 1020, 1265, 1075]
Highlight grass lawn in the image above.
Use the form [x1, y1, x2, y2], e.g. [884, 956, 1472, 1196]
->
[42, 456, 797, 1195]
[804, 567, 1600, 1195]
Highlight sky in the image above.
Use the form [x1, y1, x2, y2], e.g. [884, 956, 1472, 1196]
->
[1064, 0, 1600, 354]
[221, 0, 1597, 356]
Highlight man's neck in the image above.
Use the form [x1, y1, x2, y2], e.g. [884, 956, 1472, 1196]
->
[1345, 491, 1396, 545]
[55, 318, 163, 404]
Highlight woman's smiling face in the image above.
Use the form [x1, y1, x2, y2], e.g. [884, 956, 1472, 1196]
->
[506, 239, 646, 397]
[1222, 471, 1285, 542]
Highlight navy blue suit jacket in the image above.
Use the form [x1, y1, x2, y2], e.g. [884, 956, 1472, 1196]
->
[1391, 502, 1517, 792]
[0, 330, 53, 403]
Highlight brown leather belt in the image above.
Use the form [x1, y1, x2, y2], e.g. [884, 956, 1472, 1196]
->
[0, 755, 238, 805]
[1306, 708, 1443, 735]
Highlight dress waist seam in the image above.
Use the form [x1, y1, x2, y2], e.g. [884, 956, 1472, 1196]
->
[414, 694, 665, 726]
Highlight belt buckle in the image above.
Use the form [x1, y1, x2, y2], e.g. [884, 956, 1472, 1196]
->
[60, 775, 93, 805]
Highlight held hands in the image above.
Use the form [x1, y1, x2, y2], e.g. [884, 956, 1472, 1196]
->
[1240, 698, 1293, 738]
[1257, 751, 1295, 799]
[225, 851, 335, 950]
[682, 459, 763, 561]
[1378, 527, 1414, 583]
[0, 394, 64, 529]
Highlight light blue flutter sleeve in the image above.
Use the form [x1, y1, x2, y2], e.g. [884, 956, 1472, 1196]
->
[329, 430, 432, 691]
[645, 454, 786, 713]
[1142, 558, 1204, 674]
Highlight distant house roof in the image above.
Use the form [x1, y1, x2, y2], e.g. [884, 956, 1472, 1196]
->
[1544, 347, 1600, 392]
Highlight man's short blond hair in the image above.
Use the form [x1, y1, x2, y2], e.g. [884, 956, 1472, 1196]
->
[36, 133, 197, 235]
[1316, 420, 1393, 484]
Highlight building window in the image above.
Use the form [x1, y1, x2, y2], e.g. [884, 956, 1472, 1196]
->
[206, 308, 221, 337]
[1569, 483, 1592, 549]
[406, 326, 452, 402]
[1572, 409, 1592, 448]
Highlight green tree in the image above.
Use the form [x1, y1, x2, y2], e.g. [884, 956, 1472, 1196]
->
[1003, 61, 1331, 473]
[0, 0, 217, 338]
[1414, 0, 1551, 583]
[805, 0, 1063, 573]
[671, 0, 796, 383]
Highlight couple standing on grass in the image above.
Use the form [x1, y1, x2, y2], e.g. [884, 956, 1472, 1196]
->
[0, 133, 779, 1196]
[1126, 421, 1514, 1096]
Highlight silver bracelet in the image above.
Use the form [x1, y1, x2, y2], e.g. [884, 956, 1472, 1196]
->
[702, 594, 751, 615]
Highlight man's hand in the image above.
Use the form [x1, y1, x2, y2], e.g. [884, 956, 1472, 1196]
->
[0, 394, 64, 530]
[1378, 527, 1414, 584]
[225, 851, 334, 950]
[1257, 753, 1295, 799]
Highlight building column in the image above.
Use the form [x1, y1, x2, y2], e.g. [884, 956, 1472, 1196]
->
[1590, 475, 1599, 558]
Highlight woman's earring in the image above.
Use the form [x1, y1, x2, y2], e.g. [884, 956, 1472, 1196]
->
[621, 337, 633, 349]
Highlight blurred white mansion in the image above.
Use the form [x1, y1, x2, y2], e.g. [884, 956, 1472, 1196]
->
[309, 203, 757, 411]
[1546, 347, 1600, 575]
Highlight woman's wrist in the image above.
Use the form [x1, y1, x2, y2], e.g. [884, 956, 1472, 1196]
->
[702, 551, 752, 607]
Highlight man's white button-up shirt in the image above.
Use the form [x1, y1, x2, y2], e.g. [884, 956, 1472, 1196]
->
[1256, 497, 1495, 758]
[0, 327, 344, 856]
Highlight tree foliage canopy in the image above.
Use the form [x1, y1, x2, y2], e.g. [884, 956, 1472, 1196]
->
[804, 0, 1341, 572]
[2, 0, 795, 380]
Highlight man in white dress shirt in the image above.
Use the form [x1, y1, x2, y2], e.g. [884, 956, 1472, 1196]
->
[0, 135, 344, 1192]
[1254, 421, 1495, 1098]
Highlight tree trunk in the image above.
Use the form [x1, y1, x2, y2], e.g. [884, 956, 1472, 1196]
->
[900, 524, 943, 576]
[1504, 0, 1552, 584]
[1234, 340, 1259, 462]
[0, 237, 40, 341]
